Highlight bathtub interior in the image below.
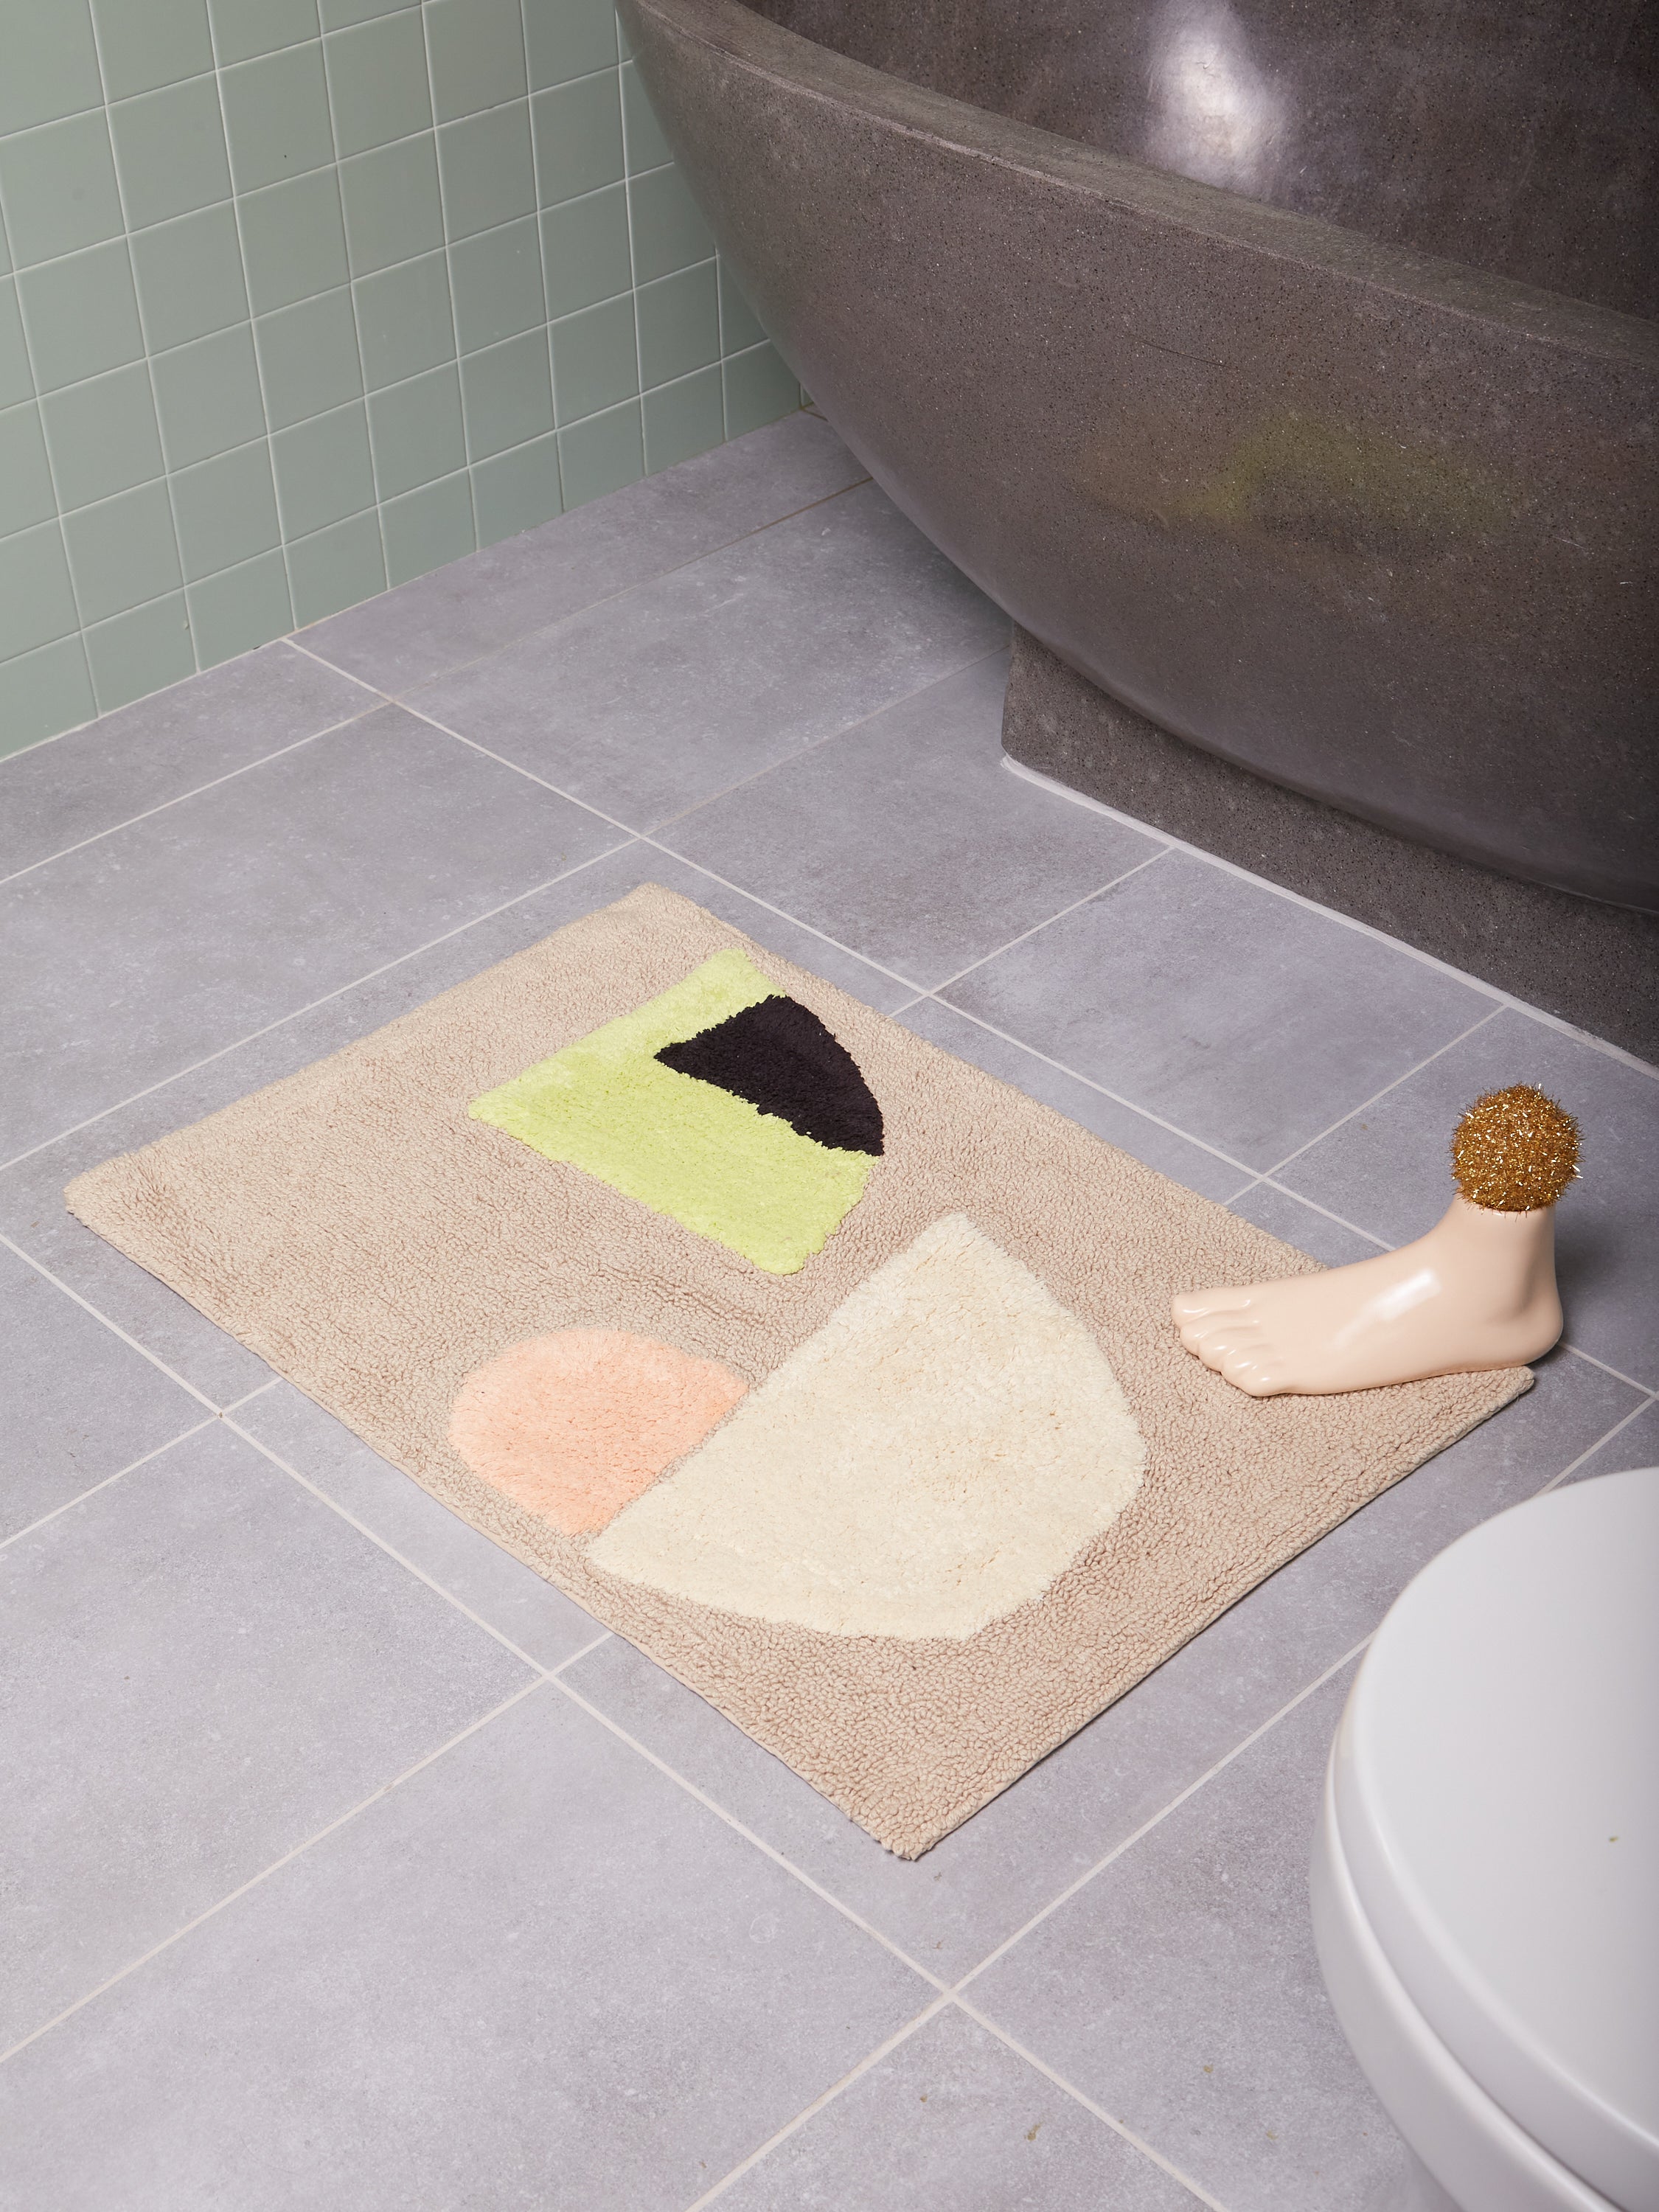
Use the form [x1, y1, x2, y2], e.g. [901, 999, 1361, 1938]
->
[745, 0, 1658, 317]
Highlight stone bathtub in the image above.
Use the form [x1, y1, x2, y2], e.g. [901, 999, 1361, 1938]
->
[620, 0, 1658, 1056]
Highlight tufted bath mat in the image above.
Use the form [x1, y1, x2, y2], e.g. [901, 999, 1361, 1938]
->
[66, 884, 1530, 1856]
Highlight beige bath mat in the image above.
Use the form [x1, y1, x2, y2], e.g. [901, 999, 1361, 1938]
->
[67, 885, 1528, 1855]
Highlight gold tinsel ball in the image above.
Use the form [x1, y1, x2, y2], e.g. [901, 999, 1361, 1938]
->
[1450, 1084, 1580, 1211]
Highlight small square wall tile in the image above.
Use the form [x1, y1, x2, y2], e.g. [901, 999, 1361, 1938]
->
[209, 0, 321, 66]
[636, 257, 717, 390]
[83, 588, 196, 711]
[61, 479, 184, 623]
[129, 204, 248, 350]
[460, 327, 552, 459]
[0, 111, 124, 266]
[254, 285, 363, 429]
[338, 132, 443, 274]
[0, 521, 80, 662]
[185, 546, 293, 664]
[621, 57, 672, 171]
[439, 99, 536, 239]
[540, 181, 630, 319]
[172, 437, 282, 580]
[0, 400, 55, 535]
[381, 468, 474, 584]
[91, 0, 214, 100]
[322, 6, 431, 155]
[354, 251, 454, 389]
[718, 257, 768, 349]
[151, 321, 266, 468]
[109, 74, 232, 229]
[451, 215, 545, 351]
[627, 160, 714, 282]
[557, 394, 642, 507]
[0, 280, 31, 408]
[368, 358, 467, 498]
[471, 429, 562, 544]
[222, 40, 336, 193]
[725, 339, 802, 435]
[16, 238, 144, 392]
[550, 290, 636, 422]
[0, 635, 96, 757]
[38, 360, 164, 509]
[240, 167, 349, 311]
[642, 363, 723, 471]
[273, 398, 376, 538]
[531, 71, 624, 205]
[425, 0, 528, 123]
[288, 508, 386, 625]
[524, 0, 618, 89]
[0, 1, 103, 136]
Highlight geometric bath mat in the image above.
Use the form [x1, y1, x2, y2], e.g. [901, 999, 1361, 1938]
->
[66, 885, 1530, 1855]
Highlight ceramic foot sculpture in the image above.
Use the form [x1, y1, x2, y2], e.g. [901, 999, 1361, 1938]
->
[1174, 1085, 1580, 1396]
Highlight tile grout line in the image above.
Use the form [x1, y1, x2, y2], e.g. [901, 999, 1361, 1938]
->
[0, 1416, 219, 1554]
[1551, 1343, 1657, 1396]
[914, 841, 1172, 1005]
[1534, 1392, 1658, 1495]
[415, 0, 482, 549]
[0, 1230, 221, 1411]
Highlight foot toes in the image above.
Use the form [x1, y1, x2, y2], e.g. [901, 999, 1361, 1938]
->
[1172, 1286, 1254, 1324]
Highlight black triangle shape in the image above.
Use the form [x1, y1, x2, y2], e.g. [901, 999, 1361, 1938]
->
[656, 995, 883, 1156]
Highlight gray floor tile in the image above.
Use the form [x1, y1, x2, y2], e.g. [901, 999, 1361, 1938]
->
[0, 1422, 529, 2050]
[661, 654, 1161, 987]
[1279, 1009, 1659, 1386]
[0, 644, 375, 883]
[1559, 1391, 1659, 1484]
[562, 1347, 1633, 1982]
[714, 2005, 1197, 2211]
[302, 411, 869, 694]
[408, 483, 1006, 831]
[0, 1240, 206, 1541]
[895, 995, 1245, 1203]
[1226, 1180, 1386, 1267]
[0, 1686, 928, 2212]
[942, 855, 1493, 1170]
[234, 1383, 603, 1670]
[0, 703, 625, 1164]
[968, 1666, 1417, 2212]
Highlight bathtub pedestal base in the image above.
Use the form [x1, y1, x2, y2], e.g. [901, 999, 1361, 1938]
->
[1001, 627, 1658, 1065]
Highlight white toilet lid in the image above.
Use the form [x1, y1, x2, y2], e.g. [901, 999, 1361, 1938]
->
[1333, 1465, 1659, 2212]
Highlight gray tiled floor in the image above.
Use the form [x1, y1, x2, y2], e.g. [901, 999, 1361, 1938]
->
[3, 410, 1655, 2209]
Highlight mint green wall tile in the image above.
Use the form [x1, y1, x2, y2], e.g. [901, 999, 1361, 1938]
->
[18, 239, 144, 389]
[255, 286, 362, 428]
[223, 41, 335, 193]
[381, 469, 473, 584]
[550, 291, 635, 423]
[187, 546, 292, 664]
[367, 359, 465, 496]
[0, 220, 8, 277]
[642, 364, 723, 471]
[109, 76, 234, 230]
[172, 438, 280, 578]
[426, 0, 527, 124]
[0, 400, 55, 533]
[724, 340, 801, 437]
[152, 321, 266, 465]
[0, 279, 31, 407]
[614, 10, 633, 60]
[0, 3, 102, 136]
[524, 0, 616, 90]
[451, 215, 543, 351]
[636, 259, 716, 392]
[287, 508, 384, 623]
[626, 162, 712, 283]
[0, 111, 125, 265]
[62, 479, 183, 622]
[620, 60, 671, 173]
[531, 74, 622, 206]
[461, 327, 551, 459]
[472, 428, 560, 543]
[439, 101, 535, 239]
[84, 590, 195, 709]
[319, 0, 416, 26]
[557, 396, 641, 508]
[354, 251, 453, 389]
[0, 518, 80, 659]
[339, 133, 442, 273]
[540, 184, 630, 318]
[0, 634, 97, 756]
[92, 0, 214, 100]
[271, 397, 374, 536]
[717, 257, 767, 352]
[131, 204, 248, 348]
[209, 0, 321, 66]
[240, 167, 348, 310]
[324, 10, 431, 157]
[41, 361, 164, 507]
